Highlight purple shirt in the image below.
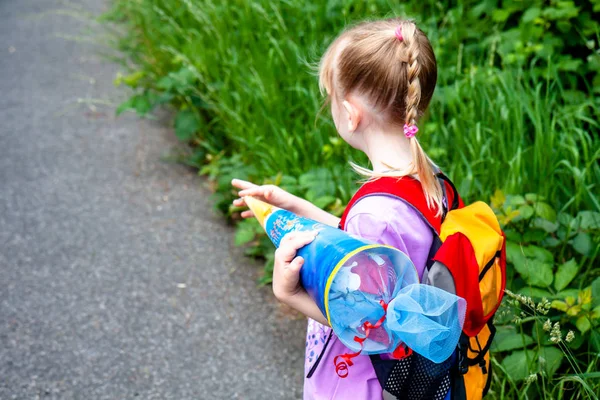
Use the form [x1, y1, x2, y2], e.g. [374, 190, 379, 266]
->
[303, 195, 434, 399]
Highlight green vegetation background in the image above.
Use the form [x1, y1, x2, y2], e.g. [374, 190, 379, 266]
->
[102, 0, 600, 398]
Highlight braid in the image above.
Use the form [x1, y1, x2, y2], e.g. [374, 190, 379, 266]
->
[402, 22, 421, 127]
[401, 21, 443, 215]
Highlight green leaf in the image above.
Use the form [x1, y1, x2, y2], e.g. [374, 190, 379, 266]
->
[492, 326, 534, 352]
[591, 330, 600, 353]
[258, 252, 275, 286]
[576, 316, 591, 333]
[507, 195, 526, 207]
[557, 58, 583, 72]
[522, 7, 541, 23]
[577, 211, 600, 230]
[541, 237, 562, 248]
[517, 205, 534, 220]
[506, 241, 526, 265]
[519, 287, 553, 299]
[525, 193, 540, 202]
[592, 277, 600, 308]
[313, 195, 336, 209]
[539, 347, 564, 377]
[492, 9, 511, 22]
[244, 245, 263, 257]
[523, 229, 548, 243]
[298, 168, 336, 198]
[534, 202, 557, 222]
[552, 299, 568, 311]
[115, 93, 153, 116]
[523, 245, 554, 263]
[121, 70, 146, 87]
[234, 228, 255, 246]
[571, 232, 593, 256]
[532, 217, 558, 233]
[490, 189, 506, 210]
[557, 226, 577, 241]
[554, 259, 580, 292]
[556, 288, 581, 299]
[134, 96, 152, 115]
[557, 213, 574, 227]
[156, 76, 175, 90]
[155, 92, 175, 105]
[512, 244, 553, 287]
[501, 351, 531, 382]
[174, 110, 201, 141]
[507, 346, 564, 379]
[505, 230, 523, 242]
[510, 245, 554, 288]
[115, 98, 134, 116]
[234, 220, 261, 246]
[524, 259, 554, 287]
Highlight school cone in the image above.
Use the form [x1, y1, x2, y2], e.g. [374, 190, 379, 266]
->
[244, 196, 466, 374]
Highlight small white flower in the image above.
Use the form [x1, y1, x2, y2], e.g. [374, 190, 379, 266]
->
[525, 373, 538, 384]
[543, 319, 552, 332]
[566, 331, 575, 343]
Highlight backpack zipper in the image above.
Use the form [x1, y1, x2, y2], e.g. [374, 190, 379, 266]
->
[306, 329, 334, 378]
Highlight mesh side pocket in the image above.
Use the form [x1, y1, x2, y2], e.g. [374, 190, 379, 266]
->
[383, 358, 412, 397]
[385, 352, 454, 400]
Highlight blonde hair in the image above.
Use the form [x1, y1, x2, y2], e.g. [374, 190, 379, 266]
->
[319, 18, 443, 214]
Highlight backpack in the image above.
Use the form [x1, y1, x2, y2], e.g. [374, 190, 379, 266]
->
[338, 174, 507, 400]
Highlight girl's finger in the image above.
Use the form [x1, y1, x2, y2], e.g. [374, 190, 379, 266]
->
[286, 256, 304, 275]
[241, 210, 254, 218]
[232, 198, 245, 207]
[275, 245, 296, 263]
[231, 179, 257, 190]
[281, 230, 314, 244]
[276, 232, 317, 261]
[283, 232, 317, 251]
[277, 232, 307, 260]
[238, 187, 267, 198]
[281, 231, 299, 242]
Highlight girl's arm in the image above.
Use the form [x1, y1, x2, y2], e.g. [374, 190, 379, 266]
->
[290, 196, 340, 228]
[271, 230, 329, 326]
[232, 179, 340, 227]
[279, 288, 329, 326]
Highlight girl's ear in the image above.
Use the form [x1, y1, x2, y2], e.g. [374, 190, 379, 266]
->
[342, 100, 362, 133]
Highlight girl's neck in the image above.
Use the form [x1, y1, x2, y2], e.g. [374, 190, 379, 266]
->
[361, 125, 414, 173]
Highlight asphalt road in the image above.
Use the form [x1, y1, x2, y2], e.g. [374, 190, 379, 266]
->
[0, 1, 306, 399]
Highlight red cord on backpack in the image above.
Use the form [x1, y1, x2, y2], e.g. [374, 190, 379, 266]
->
[333, 300, 389, 378]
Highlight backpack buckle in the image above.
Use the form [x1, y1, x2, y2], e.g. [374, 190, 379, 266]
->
[457, 343, 469, 375]
[479, 359, 488, 374]
[458, 359, 469, 374]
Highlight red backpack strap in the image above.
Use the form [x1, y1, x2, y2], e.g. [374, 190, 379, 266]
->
[339, 175, 462, 233]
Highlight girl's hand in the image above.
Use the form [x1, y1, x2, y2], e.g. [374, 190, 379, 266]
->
[231, 179, 298, 218]
[272, 230, 317, 302]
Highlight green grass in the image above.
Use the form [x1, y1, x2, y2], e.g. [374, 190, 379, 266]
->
[103, 0, 599, 213]
[102, 0, 600, 397]
[426, 66, 600, 211]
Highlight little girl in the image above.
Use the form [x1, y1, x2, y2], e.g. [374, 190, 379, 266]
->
[233, 18, 451, 400]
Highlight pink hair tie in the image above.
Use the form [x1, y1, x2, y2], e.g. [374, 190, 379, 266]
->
[404, 123, 418, 138]
[395, 26, 403, 41]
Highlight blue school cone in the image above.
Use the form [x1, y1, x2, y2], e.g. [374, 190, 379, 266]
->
[244, 197, 466, 375]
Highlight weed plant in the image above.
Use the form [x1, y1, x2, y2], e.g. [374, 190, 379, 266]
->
[102, 0, 600, 397]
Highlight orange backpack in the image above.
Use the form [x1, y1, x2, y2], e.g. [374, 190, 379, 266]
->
[339, 174, 506, 399]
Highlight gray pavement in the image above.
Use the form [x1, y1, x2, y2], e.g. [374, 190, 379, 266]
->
[0, 1, 306, 399]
